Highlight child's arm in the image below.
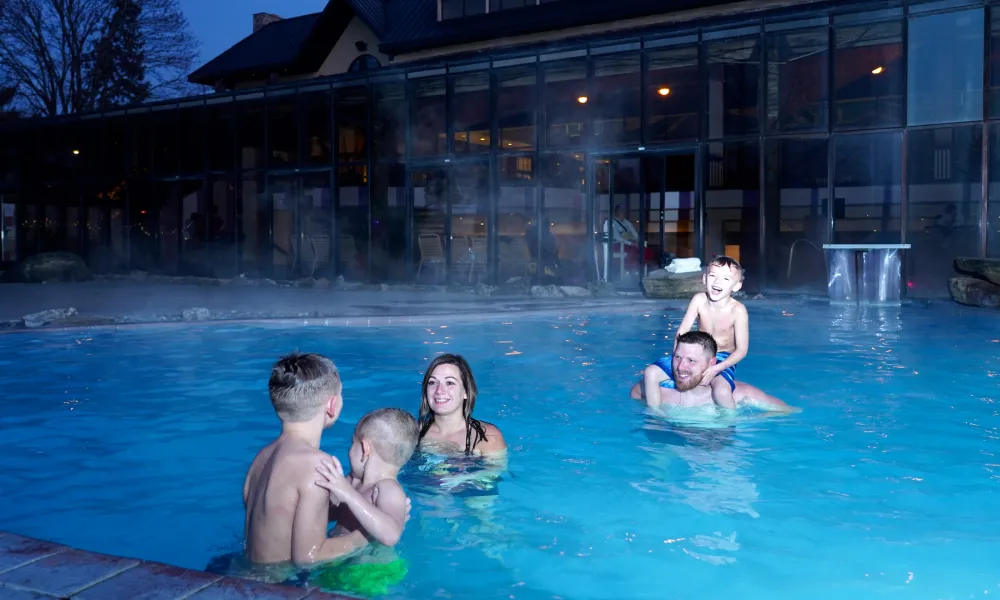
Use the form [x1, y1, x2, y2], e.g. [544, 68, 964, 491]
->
[673, 294, 704, 351]
[291, 480, 366, 566]
[316, 458, 408, 547]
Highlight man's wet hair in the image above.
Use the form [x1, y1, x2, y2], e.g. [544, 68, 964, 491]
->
[676, 331, 717, 358]
[355, 408, 420, 467]
[707, 255, 744, 281]
[268, 353, 341, 422]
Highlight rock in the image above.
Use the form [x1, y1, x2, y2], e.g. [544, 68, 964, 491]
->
[182, 307, 212, 321]
[530, 285, 563, 298]
[560, 285, 591, 297]
[949, 276, 1000, 308]
[588, 281, 618, 298]
[954, 257, 1000, 286]
[22, 307, 78, 328]
[130, 270, 148, 282]
[1, 252, 91, 283]
[642, 271, 704, 299]
[294, 277, 316, 288]
[475, 283, 497, 297]
[379, 283, 389, 291]
[315, 277, 332, 289]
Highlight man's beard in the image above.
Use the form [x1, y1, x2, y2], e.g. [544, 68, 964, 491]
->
[674, 371, 702, 392]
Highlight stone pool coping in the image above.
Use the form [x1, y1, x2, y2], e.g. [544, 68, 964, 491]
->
[0, 531, 357, 599]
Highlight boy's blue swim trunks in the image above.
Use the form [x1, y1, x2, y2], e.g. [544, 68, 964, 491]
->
[653, 351, 736, 392]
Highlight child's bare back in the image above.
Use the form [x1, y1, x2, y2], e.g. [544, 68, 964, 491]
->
[243, 438, 335, 565]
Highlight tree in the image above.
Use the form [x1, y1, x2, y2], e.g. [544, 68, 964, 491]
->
[0, 0, 199, 116]
[88, 0, 151, 111]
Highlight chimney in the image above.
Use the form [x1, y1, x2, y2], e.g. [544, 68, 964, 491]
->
[253, 12, 282, 33]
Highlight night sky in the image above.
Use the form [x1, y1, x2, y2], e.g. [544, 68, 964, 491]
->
[179, 0, 325, 68]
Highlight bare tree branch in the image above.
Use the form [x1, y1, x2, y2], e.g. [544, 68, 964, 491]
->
[0, 0, 199, 116]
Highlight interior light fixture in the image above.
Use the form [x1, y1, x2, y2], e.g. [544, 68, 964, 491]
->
[871, 66, 884, 75]
[657, 87, 671, 96]
[577, 96, 588, 104]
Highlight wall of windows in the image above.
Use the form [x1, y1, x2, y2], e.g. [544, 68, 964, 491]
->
[3, 0, 1000, 297]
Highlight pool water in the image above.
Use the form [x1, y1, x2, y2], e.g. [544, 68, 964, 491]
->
[1, 302, 998, 600]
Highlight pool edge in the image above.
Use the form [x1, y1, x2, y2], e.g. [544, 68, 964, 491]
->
[0, 530, 361, 599]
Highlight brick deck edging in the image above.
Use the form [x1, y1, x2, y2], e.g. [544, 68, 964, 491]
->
[0, 531, 358, 599]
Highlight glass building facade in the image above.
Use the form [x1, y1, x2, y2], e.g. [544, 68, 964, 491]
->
[2, 0, 1000, 297]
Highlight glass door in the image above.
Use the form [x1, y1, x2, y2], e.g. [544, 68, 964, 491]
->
[0, 194, 17, 264]
[268, 173, 333, 280]
[410, 161, 490, 285]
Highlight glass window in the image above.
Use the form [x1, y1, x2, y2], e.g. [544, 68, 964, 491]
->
[832, 132, 902, 244]
[335, 85, 368, 164]
[491, 0, 529, 9]
[464, 0, 485, 15]
[178, 107, 206, 175]
[907, 8, 984, 126]
[208, 104, 235, 172]
[592, 53, 641, 146]
[239, 101, 265, 171]
[410, 77, 445, 157]
[764, 138, 829, 293]
[497, 66, 536, 151]
[302, 91, 332, 165]
[373, 82, 406, 160]
[239, 171, 267, 276]
[451, 72, 490, 154]
[989, 9, 1000, 116]
[705, 141, 760, 292]
[153, 114, 178, 176]
[497, 155, 536, 281]
[411, 167, 448, 282]
[906, 124, 982, 297]
[539, 152, 587, 284]
[268, 96, 298, 168]
[543, 60, 587, 149]
[834, 20, 904, 130]
[336, 164, 369, 280]
[706, 36, 760, 138]
[371, 164, 406, 282]
[105, 119, 126, 179]
[449, 162, 490, 283]
[766, 28, 828, 133]
[989, 123, 1000, 257]
[646, 46, 700, 142]
[441, 0, 463, 19]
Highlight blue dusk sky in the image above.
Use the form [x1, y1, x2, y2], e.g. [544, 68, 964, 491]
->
[179, 0, 326, 68]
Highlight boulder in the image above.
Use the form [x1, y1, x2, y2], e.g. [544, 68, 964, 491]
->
[560, 285, 591, 297]
[22, 307, 78, 328]
[954, 257, 1000, 286]
[642, 270, 703, 299]
[949, 276, 1000, 308]
[1, 252, 91, 283]
[182, 307, 212, 322]
[530, 285, 563, 298]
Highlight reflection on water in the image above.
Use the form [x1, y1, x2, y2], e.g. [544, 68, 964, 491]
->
[632, 411, 758, 566]
[401, 451, 513, 564]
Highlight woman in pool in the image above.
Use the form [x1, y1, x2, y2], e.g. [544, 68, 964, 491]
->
[417, 353, 506, 456]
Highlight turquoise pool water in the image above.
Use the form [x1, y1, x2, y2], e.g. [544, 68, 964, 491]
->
[0, 302, 998, 599]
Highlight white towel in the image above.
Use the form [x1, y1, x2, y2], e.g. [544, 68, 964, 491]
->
[665, 257, 702, 274]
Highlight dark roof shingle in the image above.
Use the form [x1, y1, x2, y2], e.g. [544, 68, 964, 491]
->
[189, 13, 322, 84]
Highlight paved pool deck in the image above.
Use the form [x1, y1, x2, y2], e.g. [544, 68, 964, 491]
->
[0, 280, 682, 330]
[0, 531, 355, 599]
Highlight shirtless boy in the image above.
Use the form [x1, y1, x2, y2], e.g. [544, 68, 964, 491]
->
[243, 353, 398, 567]
[315, 408, 419, 549]
[641, 256, 749, 408]
[630, 331, 789, 411]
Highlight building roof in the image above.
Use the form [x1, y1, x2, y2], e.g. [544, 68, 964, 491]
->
[380, 0, 739, 55]
[188, 0, 387, 87]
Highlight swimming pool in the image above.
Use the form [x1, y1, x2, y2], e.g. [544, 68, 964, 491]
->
[1, 301, 998, 599]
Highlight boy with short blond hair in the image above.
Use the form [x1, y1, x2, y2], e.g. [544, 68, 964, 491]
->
[641, 256, 750, 408]
[315, 408, 419, 548]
